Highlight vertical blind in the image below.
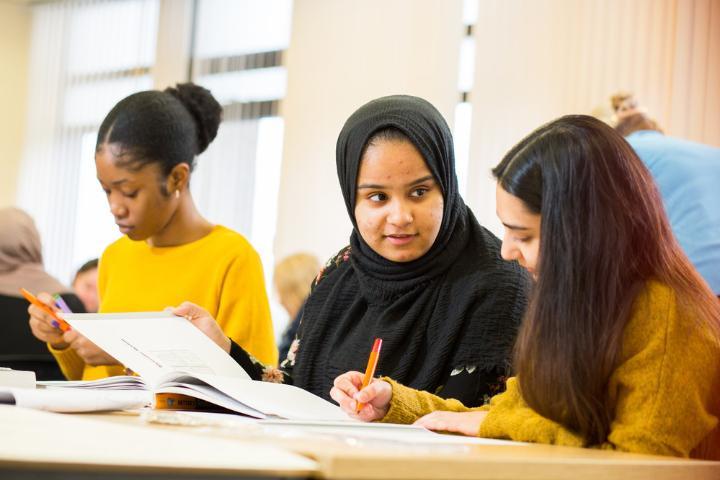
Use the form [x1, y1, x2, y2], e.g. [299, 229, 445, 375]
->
[17, 0, 159, 284]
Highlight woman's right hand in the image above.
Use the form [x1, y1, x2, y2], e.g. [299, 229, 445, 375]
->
[330, 371, 392, 422]
[28, 292, 69, 349]
[172, 302, 231, 353]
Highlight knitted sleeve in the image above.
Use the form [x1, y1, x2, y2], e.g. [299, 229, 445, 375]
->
[481, 283, 720, 458]
[47, 344, 86, 381]
[478, 377, 585, 446]
[380, 377, 489, 425]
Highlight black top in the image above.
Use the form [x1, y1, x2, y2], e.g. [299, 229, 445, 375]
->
[0, 293, 85, 380]
[229, 95, 530, 407]
[231, 244, 526, 406]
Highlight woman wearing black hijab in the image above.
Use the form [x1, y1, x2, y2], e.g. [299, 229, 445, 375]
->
[179, 95, 529, 407]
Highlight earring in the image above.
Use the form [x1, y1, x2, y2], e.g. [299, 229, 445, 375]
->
[175, 189, 180, 199]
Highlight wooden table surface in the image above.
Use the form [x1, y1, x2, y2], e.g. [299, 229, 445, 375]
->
[71, 410, 720, 480]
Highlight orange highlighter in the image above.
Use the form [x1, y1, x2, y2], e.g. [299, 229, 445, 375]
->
[20, 288, 71, 332]
[356, 338, 382, 413]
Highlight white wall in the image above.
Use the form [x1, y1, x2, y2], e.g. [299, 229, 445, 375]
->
[274, 0, 463, 262]
[0, 2, 31, 208]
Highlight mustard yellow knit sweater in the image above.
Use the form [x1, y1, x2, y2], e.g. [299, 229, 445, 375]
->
[381, 281, 720, 459]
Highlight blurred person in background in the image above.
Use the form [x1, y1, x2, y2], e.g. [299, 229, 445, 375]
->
[273, 253, 320, 362]
[0, 207, 84, 379]
[614, 94, 720, 297]
[72, 258, 99, 313]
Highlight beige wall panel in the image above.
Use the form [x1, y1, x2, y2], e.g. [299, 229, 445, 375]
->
[704, 0, 720, 140]
[275, 0, 462, 261]
[670, 0, 720, 144]
[0, 3, 31, 207]
[466, 0, 719, 235]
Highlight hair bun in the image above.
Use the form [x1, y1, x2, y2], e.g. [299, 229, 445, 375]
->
[165, 83, 222, 154]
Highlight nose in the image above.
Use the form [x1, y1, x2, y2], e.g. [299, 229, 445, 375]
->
[500, 233, 520, 262]
[387, 199, 413, 227]
[109, 195, 128, 220]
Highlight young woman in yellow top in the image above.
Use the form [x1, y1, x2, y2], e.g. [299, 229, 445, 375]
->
[28, 83, 277, 380]
[331, 115, 720, 459]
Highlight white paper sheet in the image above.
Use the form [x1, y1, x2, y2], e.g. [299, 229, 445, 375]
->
[141, 410, 526, 447]
[38, 376, 147, 390]
[0, 387, 152, 413]
[60, 312, 249, 385]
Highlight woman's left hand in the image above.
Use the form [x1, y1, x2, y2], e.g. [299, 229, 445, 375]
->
[413, 411, 488, 437]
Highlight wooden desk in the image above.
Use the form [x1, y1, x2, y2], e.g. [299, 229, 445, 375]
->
[2, 406, 719, 480]
[0, 405, 315, 479]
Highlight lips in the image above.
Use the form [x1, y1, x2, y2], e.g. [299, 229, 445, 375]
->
[385, 233, 417, 246]
[116, 224, 134, 234]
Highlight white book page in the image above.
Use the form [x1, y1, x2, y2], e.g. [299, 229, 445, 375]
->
[61, 312, 249, 385]
[0, 387, 152, 413]
[38, 376, 148, 390]
[170, 373, 350, 421]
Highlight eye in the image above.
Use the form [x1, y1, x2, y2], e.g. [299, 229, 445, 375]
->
[515, 236, 532, 243]
[122, 190, 139, 199]
[410, 187, 428, 198]
[368, 192, 387, 202]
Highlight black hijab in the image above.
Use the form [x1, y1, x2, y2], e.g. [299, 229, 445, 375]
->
[293, 95, 529, 406]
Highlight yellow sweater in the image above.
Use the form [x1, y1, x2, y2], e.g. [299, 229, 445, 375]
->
[382, 281, 720, 459]
[50, 225, 277, 380]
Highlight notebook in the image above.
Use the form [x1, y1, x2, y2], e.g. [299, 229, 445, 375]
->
[36, 311, 349, 421]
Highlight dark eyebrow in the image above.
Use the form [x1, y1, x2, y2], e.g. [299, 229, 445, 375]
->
[357, 175, 436, 190]
[502, 222, 530, 231]
[110, 178, 129, 186]
[407, 175, 435, 187]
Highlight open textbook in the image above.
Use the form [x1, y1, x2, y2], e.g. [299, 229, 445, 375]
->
[31, 312, 350, 421]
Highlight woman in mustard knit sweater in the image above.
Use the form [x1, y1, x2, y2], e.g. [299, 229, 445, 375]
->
[331, 115, 720, 459]
[27, 83, 277, 380]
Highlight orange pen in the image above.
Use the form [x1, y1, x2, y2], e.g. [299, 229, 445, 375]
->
[356, 338, 382, 413]
[20, 288, 71, 332]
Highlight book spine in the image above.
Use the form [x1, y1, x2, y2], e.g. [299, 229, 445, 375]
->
[154, 393, 201, 410]
[154, 393, 231, 413]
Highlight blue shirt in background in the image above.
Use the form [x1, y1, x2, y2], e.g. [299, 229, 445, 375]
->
[626, 130, 720, 295]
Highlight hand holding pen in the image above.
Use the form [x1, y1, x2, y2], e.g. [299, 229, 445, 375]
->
[21, 288, 72, 331]
[330, 338, 392, 421]
[25, 289, 72, 349]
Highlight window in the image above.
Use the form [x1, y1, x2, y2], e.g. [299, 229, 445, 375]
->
[18, 0, 293, 308]
[18, 0, 159, 283]
[190, 0, 294, 337]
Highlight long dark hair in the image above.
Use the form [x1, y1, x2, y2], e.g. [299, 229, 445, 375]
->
[493, 115, 720, 445]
